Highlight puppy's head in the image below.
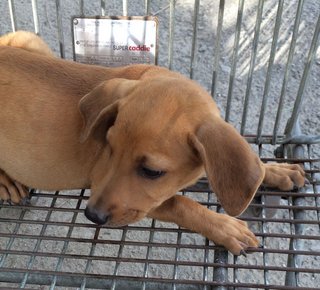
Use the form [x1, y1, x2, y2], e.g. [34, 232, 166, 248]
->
[79, 70, 264, 226]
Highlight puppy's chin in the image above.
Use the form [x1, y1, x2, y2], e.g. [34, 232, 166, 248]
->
[105, 209, 146, 227]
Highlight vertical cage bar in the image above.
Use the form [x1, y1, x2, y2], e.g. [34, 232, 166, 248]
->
[101, 0, 106, 16]
[189, 0, 200, 79]
[111, 228, 128, 290]
[240, 0, 264, 135]
[212, 205, 228, 290]
[55, 0, 65, 59]
[0, 208, 28, 267]
[256, 0, 284, 143]
[203, 239, 210, 290]
[79, 0, 84, 16]
[31, 0, 40, 34]
[284, 12, 320, 137]
[122, 0, 128, 16]
[261, 192, 269, 286]
[80, 227, 101, 290]
[49, 190, 85, 289]
[168, 0, 176, 70]
[257, 145, 270, 286]
[272, 0, 304, 144]
[145, 0, 151, 15]
[285, 144, 307, 287]
[7, 0, 17, 32]
[141, 220, 155, 290]
[172, 192, 186, 290]
[203, 192, 213, 290]
[211, 0, 225, 100]
[225, 0, 244, 121]
[19, 191, 60, 287]
[172, 225, 182, 290]
[233, 255, 238, 289]
[308, 145, 320, 232]
[286, 187, 298, 287]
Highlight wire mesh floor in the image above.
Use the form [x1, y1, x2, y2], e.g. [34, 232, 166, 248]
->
[0, 143, 319, 290]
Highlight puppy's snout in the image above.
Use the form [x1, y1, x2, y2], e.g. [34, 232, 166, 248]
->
[84, 206, 110, 225]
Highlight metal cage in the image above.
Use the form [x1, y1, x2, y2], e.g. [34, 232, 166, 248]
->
[0, 0, 320, 289]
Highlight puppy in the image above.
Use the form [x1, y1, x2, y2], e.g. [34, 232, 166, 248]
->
[0, 31, 305, 255]
[0, 31, 54, 57]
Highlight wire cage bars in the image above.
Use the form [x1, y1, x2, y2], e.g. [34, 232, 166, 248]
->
[0, 0, 320, 289]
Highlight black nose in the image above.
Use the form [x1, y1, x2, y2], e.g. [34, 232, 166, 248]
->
[84, 206, 109, 225]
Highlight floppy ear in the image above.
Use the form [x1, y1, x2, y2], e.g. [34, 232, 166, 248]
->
[79, 78, 139, 143]
[189, 116, 265, 216]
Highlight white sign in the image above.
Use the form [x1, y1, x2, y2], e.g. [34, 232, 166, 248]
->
[72, 17, 158, 66]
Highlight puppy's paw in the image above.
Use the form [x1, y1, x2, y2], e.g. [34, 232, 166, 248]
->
[208, 214, 259, 256]
[0, 170, 29, 205]
[263, 163, 305, 191]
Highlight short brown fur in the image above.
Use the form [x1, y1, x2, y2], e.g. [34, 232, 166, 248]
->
[0, 31, 305, 255]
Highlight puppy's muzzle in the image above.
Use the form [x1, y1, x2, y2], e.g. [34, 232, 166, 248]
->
[84, 206, 110, 225]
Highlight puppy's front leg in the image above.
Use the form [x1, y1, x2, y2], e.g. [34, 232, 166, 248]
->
[148, 195, 259, 255]
[263, 163, 306, 190]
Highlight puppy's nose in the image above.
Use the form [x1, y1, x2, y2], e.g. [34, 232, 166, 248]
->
[84, 206, 109, 225]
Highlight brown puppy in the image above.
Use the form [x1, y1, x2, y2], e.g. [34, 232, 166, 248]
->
[0, 31, 54, 57]
[0, 31, 305, 255]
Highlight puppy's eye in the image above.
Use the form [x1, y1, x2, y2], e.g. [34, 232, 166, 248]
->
[138, 166, 166, 180]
